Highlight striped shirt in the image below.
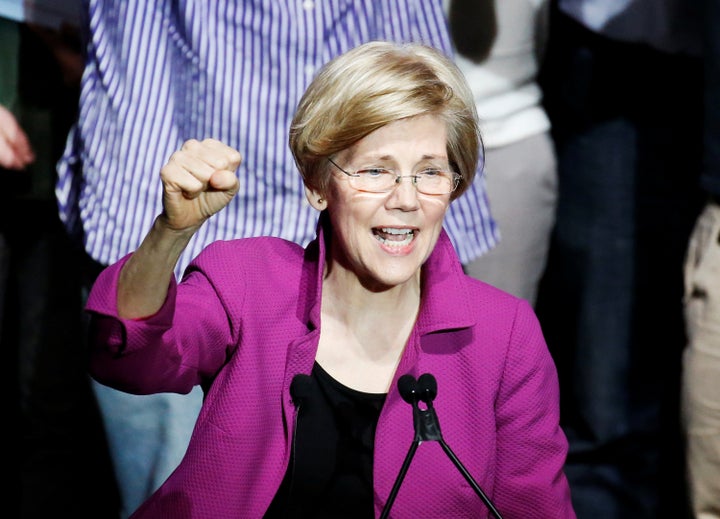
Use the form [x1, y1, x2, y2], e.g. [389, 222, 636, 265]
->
[57, 0, 498, 278]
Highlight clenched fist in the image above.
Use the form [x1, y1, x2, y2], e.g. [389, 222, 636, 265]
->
[160, 138, 241, 231]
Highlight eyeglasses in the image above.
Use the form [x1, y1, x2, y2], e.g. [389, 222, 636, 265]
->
[327, 157, 460, 196]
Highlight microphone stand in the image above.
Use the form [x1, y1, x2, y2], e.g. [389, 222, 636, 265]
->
[380, 375, 503, 519]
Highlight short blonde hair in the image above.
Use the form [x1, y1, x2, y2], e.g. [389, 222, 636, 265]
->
[289, 41, 482, 201]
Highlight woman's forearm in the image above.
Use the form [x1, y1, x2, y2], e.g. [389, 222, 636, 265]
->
[117, 215, 197, 319]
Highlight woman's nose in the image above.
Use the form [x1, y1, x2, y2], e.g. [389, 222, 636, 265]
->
[386, 176, 421, 210]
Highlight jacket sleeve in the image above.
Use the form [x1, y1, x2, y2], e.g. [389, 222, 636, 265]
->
[85, 253, 234, 395]
[492, 300, 576, 518]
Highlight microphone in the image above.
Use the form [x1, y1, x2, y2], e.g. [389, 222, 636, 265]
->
[380, 373, 504, 519]
[397, 374, 418, 404]
[290, 373, 313, 407]
[417, 373, 437, 404]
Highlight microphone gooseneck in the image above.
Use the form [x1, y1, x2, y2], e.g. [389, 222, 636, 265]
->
[284, 373, 315, 516]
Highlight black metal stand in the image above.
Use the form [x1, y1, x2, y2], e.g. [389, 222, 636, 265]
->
[380, 375, 503, 519]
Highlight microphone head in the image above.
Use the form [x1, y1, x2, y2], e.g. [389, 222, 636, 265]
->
[290, 374, 314, 405]
[417, 373, 438, 403]
[397, 374, 418, 404]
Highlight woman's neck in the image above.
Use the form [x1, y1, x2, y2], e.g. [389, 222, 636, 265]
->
[316, 267, 421, 393]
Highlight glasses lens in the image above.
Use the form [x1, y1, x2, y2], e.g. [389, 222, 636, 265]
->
[352, 169, 397, 192]
[416, 171, 457, 195]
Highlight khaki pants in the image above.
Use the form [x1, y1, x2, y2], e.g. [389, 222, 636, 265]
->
[682, 201, 720, 519]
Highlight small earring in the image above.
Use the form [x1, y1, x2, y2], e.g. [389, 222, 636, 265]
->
[318, 198, 324, 204]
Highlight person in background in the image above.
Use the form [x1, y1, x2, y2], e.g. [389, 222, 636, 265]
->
[84, 40, 575, 519]
[0, 1, 119, 515]
[681, 0, 720, 515]
[536, 0, 705, 517]
[57, 2, 499, 516]
[446, 0, 556, 305]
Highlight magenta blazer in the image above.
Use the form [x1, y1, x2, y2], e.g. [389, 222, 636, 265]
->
[86, 221, 575, 518]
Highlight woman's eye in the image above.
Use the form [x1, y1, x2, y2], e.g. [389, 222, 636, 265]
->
[360, 168, 391, 178]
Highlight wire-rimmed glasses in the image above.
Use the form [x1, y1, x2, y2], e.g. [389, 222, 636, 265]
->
[327, 157, 460, 196]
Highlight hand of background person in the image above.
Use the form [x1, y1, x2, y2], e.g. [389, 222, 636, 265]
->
[160, 138, 241, 232]
[0, 104, 35, 170]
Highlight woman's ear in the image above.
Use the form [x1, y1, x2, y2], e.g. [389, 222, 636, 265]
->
[305, 185, 327, 211]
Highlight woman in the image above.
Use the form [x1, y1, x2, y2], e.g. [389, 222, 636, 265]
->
[85, 41, 575, 518]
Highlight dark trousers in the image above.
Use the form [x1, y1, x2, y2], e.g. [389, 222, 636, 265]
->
[3, 201, 120, 518]
[536, 8, 705, 518]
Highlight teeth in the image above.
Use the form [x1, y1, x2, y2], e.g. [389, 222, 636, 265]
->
[375, 227, 414, 247]
[381, 228, 412, 235]
[376, 234, 413, 246]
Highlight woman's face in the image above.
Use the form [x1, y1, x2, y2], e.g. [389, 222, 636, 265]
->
[321, 114, 452, 291]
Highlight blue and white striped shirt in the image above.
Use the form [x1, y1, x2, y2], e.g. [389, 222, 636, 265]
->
[57, 0, 498, 278]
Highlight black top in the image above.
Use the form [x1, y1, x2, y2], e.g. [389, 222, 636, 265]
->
[265, 362, 386, 518]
